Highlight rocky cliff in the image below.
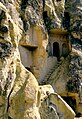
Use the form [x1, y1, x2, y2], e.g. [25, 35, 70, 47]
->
[0, 0, 81, 119]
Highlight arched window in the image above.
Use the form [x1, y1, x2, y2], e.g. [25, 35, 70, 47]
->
[53, 42, 60, 60]
[62, 43, 67, 57]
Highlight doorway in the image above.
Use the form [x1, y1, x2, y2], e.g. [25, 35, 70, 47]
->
[53, 42, 60, 60]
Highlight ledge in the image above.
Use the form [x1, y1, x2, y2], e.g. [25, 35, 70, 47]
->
[49, 29, 69, 35]
[19, 43, 38, 50]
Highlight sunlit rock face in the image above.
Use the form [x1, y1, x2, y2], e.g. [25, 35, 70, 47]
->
[0, 1, 40, 119]
[45, 46, 82, 115]
[64, 0, 82, 40]
[19, 0, 66, 82]
[0, 0, 76, 119]
[20, 0, 65, 30]
[42, 0, 65, 29]
[39, 85, 75, 119]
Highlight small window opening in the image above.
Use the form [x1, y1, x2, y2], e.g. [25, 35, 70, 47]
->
[21, 0, 28, 9]
[64, 12, 70, 21]
[43, 11, 48, 19]
[63, 12, 70, 30]
[56, 0, 61, 2]
[65, 0, 68, 3]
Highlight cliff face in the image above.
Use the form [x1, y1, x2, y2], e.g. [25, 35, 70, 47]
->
[45, 0, 82, 116]
[65, 0, 82, 40]
[0, 0, 81, 119]
[0, 1, 40, 118]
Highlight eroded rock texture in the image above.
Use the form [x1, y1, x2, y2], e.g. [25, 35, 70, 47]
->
[65, 0, 82, 41]
[0, 1, 41, 119]
[0, 0, 81, 119]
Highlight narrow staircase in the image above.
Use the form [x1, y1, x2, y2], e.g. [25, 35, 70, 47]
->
[40, 61, 61, 85]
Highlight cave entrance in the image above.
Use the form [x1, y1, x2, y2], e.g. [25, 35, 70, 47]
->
[43, 11, 48, 19]
[62, 96, 76, 113]
[53, 42, 60, 60]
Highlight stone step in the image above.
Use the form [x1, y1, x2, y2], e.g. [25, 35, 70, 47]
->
[50, 67, 57, 70]
[46, 75, 51, 79]
[41, 62, 62, 84]
[46, 73, 51, 75]
[46, 74, 51, 77]
[47, 64, 60, 73]
[45, 65, 60, 80]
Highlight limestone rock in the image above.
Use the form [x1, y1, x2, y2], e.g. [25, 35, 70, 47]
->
[65, 0, 82, 40]
[8, 63, 40, 119]
[0, 0, 81, 119]
[0, 1, 44, 118]
[39, 87, 75, 119]
[46, 47, 82, 115]
[39, 84, 54, 102]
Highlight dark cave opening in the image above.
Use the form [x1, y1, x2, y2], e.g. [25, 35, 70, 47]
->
[21, 0, 28, 10]
[43, 11, 48, 19]
[56, 0, 61, 2]
[63, 12, 70, 30]
[62, 96, 76, 112]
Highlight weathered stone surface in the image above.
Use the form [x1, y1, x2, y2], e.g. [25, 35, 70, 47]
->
[46, 46, 82, 115]
[0, 0, 81, 119]
[8, 63, 40, 119]
[65, 0, 82, 41]
[39, 86, 75, 119]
